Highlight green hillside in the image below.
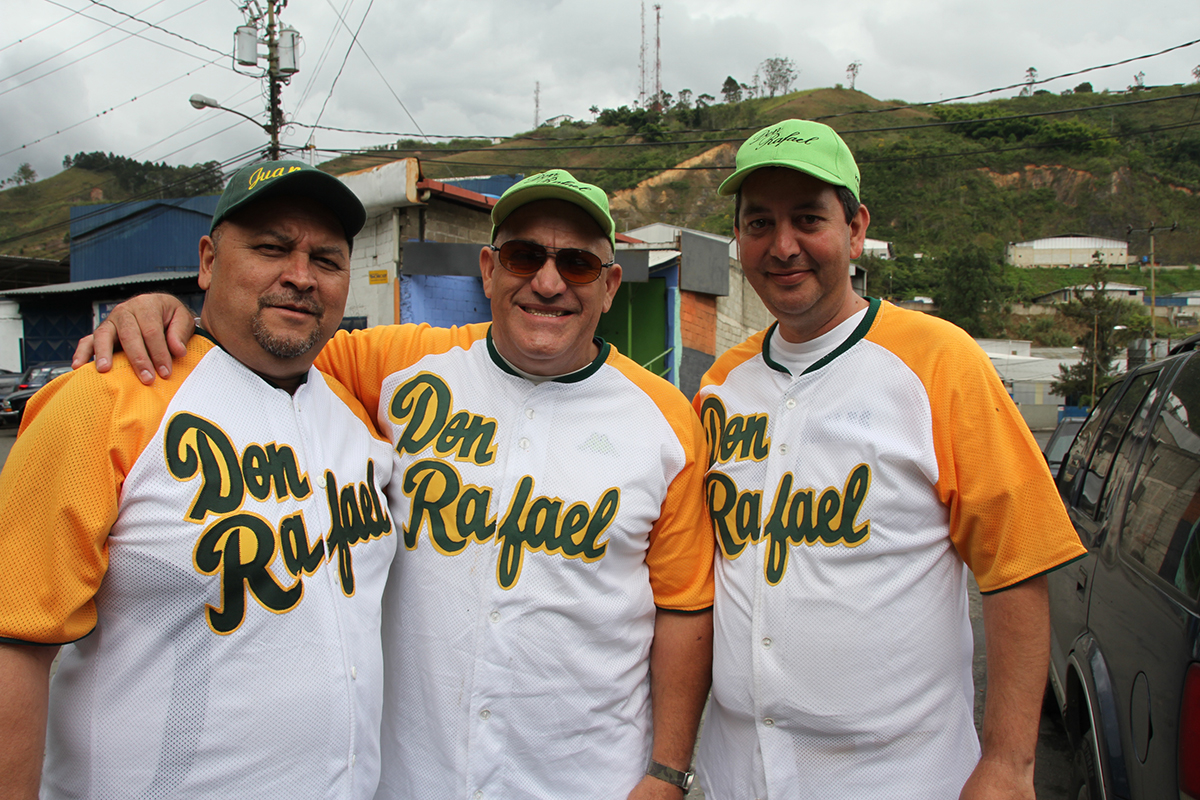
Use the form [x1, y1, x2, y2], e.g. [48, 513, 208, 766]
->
[4, 84, 1200, 292]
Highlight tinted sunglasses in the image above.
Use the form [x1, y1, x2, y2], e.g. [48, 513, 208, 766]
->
[489, 240, 614, 285]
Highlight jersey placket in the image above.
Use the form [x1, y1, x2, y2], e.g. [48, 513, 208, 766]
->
[465, 380, 557, 799]
[289, 381, 360, 794]
[750, 372, 809, 788]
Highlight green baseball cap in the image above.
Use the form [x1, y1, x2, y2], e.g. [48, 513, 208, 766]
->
[718, 119, 861, 200]
[211, 159, 366, 239]
[490, 169, 616, 250]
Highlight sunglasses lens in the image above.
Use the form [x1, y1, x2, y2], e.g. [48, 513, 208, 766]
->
[498, 241, 547, 275]
[496, 241, 605, 285]
[554, 250, 603, 285]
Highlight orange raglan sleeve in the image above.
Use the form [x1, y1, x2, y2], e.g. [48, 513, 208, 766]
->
[874, 306, 1085, 592]
[611, 354, 714, 612]
[0, 347, 197, 644]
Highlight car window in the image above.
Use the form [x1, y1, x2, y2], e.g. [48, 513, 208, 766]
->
[1120, 355, 1200, 602]
[1076, 372, 1159, 520]
[1060, 383, 1122, 500]
[1044, 419, 1084, 469]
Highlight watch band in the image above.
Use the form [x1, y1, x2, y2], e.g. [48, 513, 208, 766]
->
[646, 759, 695, 791]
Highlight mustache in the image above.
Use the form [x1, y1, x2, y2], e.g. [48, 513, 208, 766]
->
[257, 291, 323, 317]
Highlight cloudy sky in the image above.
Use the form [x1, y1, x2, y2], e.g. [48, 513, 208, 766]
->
[3, 0, 1199, 185]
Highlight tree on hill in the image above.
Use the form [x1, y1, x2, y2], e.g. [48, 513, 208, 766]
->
[1074, 81, 1093, 93]
[933, 245, 1014, 337]
[721, 76, 741, 103]
[1051, 255, 1149, 405]
[760, 57, 797, 97]
[4, 163, 37, 187]
[62, 152, 224, 197]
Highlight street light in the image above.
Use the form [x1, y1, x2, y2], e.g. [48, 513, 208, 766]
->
[188, 94, 276, 158]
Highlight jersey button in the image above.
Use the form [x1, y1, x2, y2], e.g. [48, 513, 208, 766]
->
[489, 611, 500, 623]
[525, 408, 535, 419]
[351, 666, 357, 680]
[317, 475, 327, 488]
[519, 438, 530, 450]
[785, 398, 796, 409]
[480, 709, 491, 720]
[778, 444, 788, 455]
[474, 792, 483, 800]
[762, 637, 772, 648]
[763, 718, 775, 727]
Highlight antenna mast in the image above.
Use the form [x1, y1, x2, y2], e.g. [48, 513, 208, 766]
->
[653, 4, 662, 110]
[638, 2, 647, 108]
[534, 81, 541, 128]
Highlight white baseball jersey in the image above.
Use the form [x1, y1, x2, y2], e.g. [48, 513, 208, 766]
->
[693, 299, 1085, 800]
[0, 334, 397, 800]
[316, 323, 714, 800]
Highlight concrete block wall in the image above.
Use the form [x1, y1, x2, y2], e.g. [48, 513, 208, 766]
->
[420, 198, 493, 244]
[716, 261, 773, 357]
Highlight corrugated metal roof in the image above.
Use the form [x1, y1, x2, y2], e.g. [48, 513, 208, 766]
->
[1011, 236, 1126, 249]
[0, 270, 198, 296]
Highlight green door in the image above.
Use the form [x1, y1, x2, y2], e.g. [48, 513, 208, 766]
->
[597, 277, 669, 376]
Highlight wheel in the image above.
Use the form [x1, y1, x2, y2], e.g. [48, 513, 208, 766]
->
[1069, 725, 1103, 800]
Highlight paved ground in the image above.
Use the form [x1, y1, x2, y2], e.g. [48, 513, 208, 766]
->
[0, 423, 1070, 797]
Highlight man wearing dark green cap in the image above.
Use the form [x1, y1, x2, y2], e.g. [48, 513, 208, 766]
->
[0, 160, 400, 798]
[693, 120, 1085, 799]
[76, 168, 715, 800]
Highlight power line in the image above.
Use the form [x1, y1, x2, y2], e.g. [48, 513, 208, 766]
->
[0, 58, 223, 160]
[309, 0, 376, 135]
[0, 4, 87, 54]
[86, 0, 229, 59]
[309, 116, 1200, 174]
[0, 0, 174, 86]
[309, 0, 427, 142]
[287, 89, 1200, 158]
[1, 0, 229, 99]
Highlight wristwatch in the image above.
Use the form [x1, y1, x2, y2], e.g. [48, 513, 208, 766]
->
[646, 759, 695, 791]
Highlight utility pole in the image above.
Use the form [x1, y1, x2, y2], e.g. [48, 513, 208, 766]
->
[221, 2, 299, 159]
[1127, 220, 1179, 358]
[534, 81, 541, 128]
[265, 1, 281, 159]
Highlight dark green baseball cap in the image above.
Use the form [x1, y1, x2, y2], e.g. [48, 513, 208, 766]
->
[491, 169, 616, 250]
[719, 119, 861, 200]
[211, 159, 366, 239]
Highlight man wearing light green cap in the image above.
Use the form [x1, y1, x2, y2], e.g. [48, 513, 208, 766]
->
[693, 121, 1085, 799]
[77, 168, 715, 800]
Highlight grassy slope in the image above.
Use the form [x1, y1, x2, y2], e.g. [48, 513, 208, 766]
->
[4, 84, 1199, 297]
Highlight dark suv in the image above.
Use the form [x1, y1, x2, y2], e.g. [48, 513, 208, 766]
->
[1049, 335, 1200, 799]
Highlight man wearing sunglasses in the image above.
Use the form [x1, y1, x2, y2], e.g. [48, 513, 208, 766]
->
[74, 169, 715, 800]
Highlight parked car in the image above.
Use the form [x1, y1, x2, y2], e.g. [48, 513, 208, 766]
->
[0, 362, 73, 425]
[1043, 415, 1086, 478]
[1048, 333, 1200, 799]
[0, 369, 19, 396]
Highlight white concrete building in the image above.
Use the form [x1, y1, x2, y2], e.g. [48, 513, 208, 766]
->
[1006, 235, 1128, 268]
